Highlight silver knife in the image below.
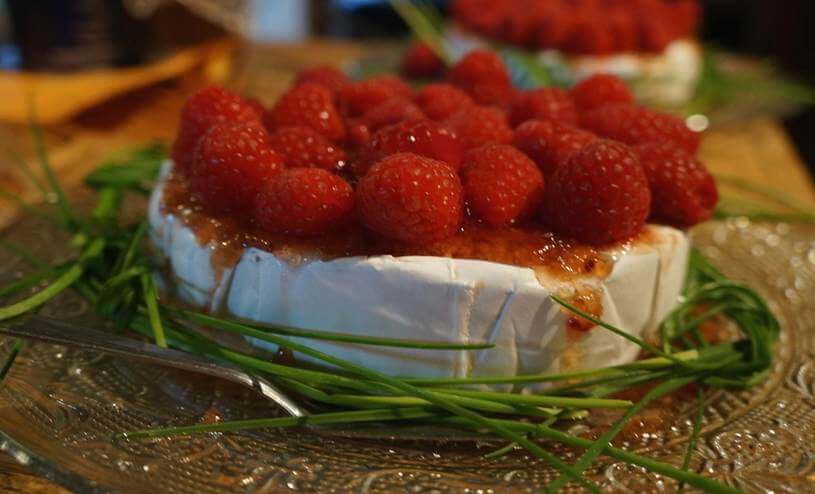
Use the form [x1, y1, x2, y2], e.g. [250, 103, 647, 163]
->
[0, 315, 305, 417]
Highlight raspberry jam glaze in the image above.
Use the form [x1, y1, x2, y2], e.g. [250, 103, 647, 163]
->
[159, 171, 631, 282]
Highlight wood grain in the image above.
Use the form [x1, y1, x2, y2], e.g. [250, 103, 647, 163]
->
[0, 40, 812, 493]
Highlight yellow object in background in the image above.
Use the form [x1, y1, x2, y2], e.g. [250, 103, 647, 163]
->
[0, 39, 234, 125]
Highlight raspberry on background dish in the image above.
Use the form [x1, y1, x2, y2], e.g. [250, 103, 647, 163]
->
[442, 0, 704, 106]
[155, 61, 717, 379]
[451, 0, 700, 55]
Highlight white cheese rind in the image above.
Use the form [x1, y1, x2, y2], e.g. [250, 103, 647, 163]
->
[445, 25, 702, 106]
[149, 164, 689, 379]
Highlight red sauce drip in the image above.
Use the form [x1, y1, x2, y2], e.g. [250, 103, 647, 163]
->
[563, 287, 604, 334]
[272, 347, 296, 366]
[160, 172, 633, 280]
[199, 407, 224, 425]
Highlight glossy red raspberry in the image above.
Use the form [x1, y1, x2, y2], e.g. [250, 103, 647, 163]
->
[347, 122, 372, 148]
[634, 142, 718, 227]
[581, 103, 700, 153]
[544, 139, 651, 245]
[570, 74, 634, 112]
[172, 85, 260, 174]
[339, 75, 413, 117]
[461, 144, 544, 226]
[401, 41, 445, 78]
[267, 126, 347, 172]
[246, 98, 266, 118]
[358, 98, 425, 133]
[414, 83, 475, 121]
[513, 120, 597, 177]
[357, 153, 464, 243]
[294, 65, 350, 94]
[448, 50, 513, 107]
[355, 120, 463, 177]
[189, 123, 285, 214]
[254, 168, 354, 236]
[264, 82, 346, 142]
[509, 87, 579, 127]
[443, 106, 512, 150]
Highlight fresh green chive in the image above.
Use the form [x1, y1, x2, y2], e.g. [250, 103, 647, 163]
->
[140, 274, 167, 348]
[0, 238, 103, 321]
[0, 339, 23, 383]
[172, 308, 495, 351]
[678, 387, 706, 494]
[544, 377, 695, 493]
[28, 111, 76, 230]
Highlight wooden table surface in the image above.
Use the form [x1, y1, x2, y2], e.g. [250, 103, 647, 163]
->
[0, 40, 813, 493]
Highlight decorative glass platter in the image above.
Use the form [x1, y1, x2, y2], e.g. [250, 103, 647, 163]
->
[1, 204, 815, 493]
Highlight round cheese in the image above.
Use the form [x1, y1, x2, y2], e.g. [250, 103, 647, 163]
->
[149, 163, 690, 381]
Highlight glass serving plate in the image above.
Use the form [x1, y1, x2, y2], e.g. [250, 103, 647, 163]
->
[1, 206, 814, 493]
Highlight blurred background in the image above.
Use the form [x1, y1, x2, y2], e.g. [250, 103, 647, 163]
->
[0, 0, 812, 165]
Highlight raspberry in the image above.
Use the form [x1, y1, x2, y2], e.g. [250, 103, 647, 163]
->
[672, 0, 701, 37]
[254, 168, 354, 235]
[535, 5, 577, 49]
[358, 98, 425, 133]
[513, 120, 597, 177]
[357, 153, 464, 243]
[189, 123, 285, 214]
[500, 7, 540, 48]
[640, 17, 673, 52]
[461, 144, 544, 226]
[607, 9, 638, 52]
[267, 126, 347, 172]
[339, 75, 413, 117]
[347, 122, 371, 148]
[570, 74, 634, 112]
[355, 120, 463, 177]
[544, 139, 650, 245]
[509, 87, 579, 127]
[448, 50, 513, 107]
[443, 106, 512, 150]
[294, 65, 350, 94]
[172, 85, 260, 174]
[401, 41, 445, 78]
[581, 104, 700, 153]
[246, 98, 266, 118]
[264, 82, 346, 142]
[452, 0, 509, 38]
[634, 142, 718, 227]
[565, 14, 615, 55]
[414, 83, 475, 121]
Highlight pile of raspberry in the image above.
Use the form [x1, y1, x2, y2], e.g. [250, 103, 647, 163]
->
[452, 0, 700, 54]
[172, 49, 717, 247]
